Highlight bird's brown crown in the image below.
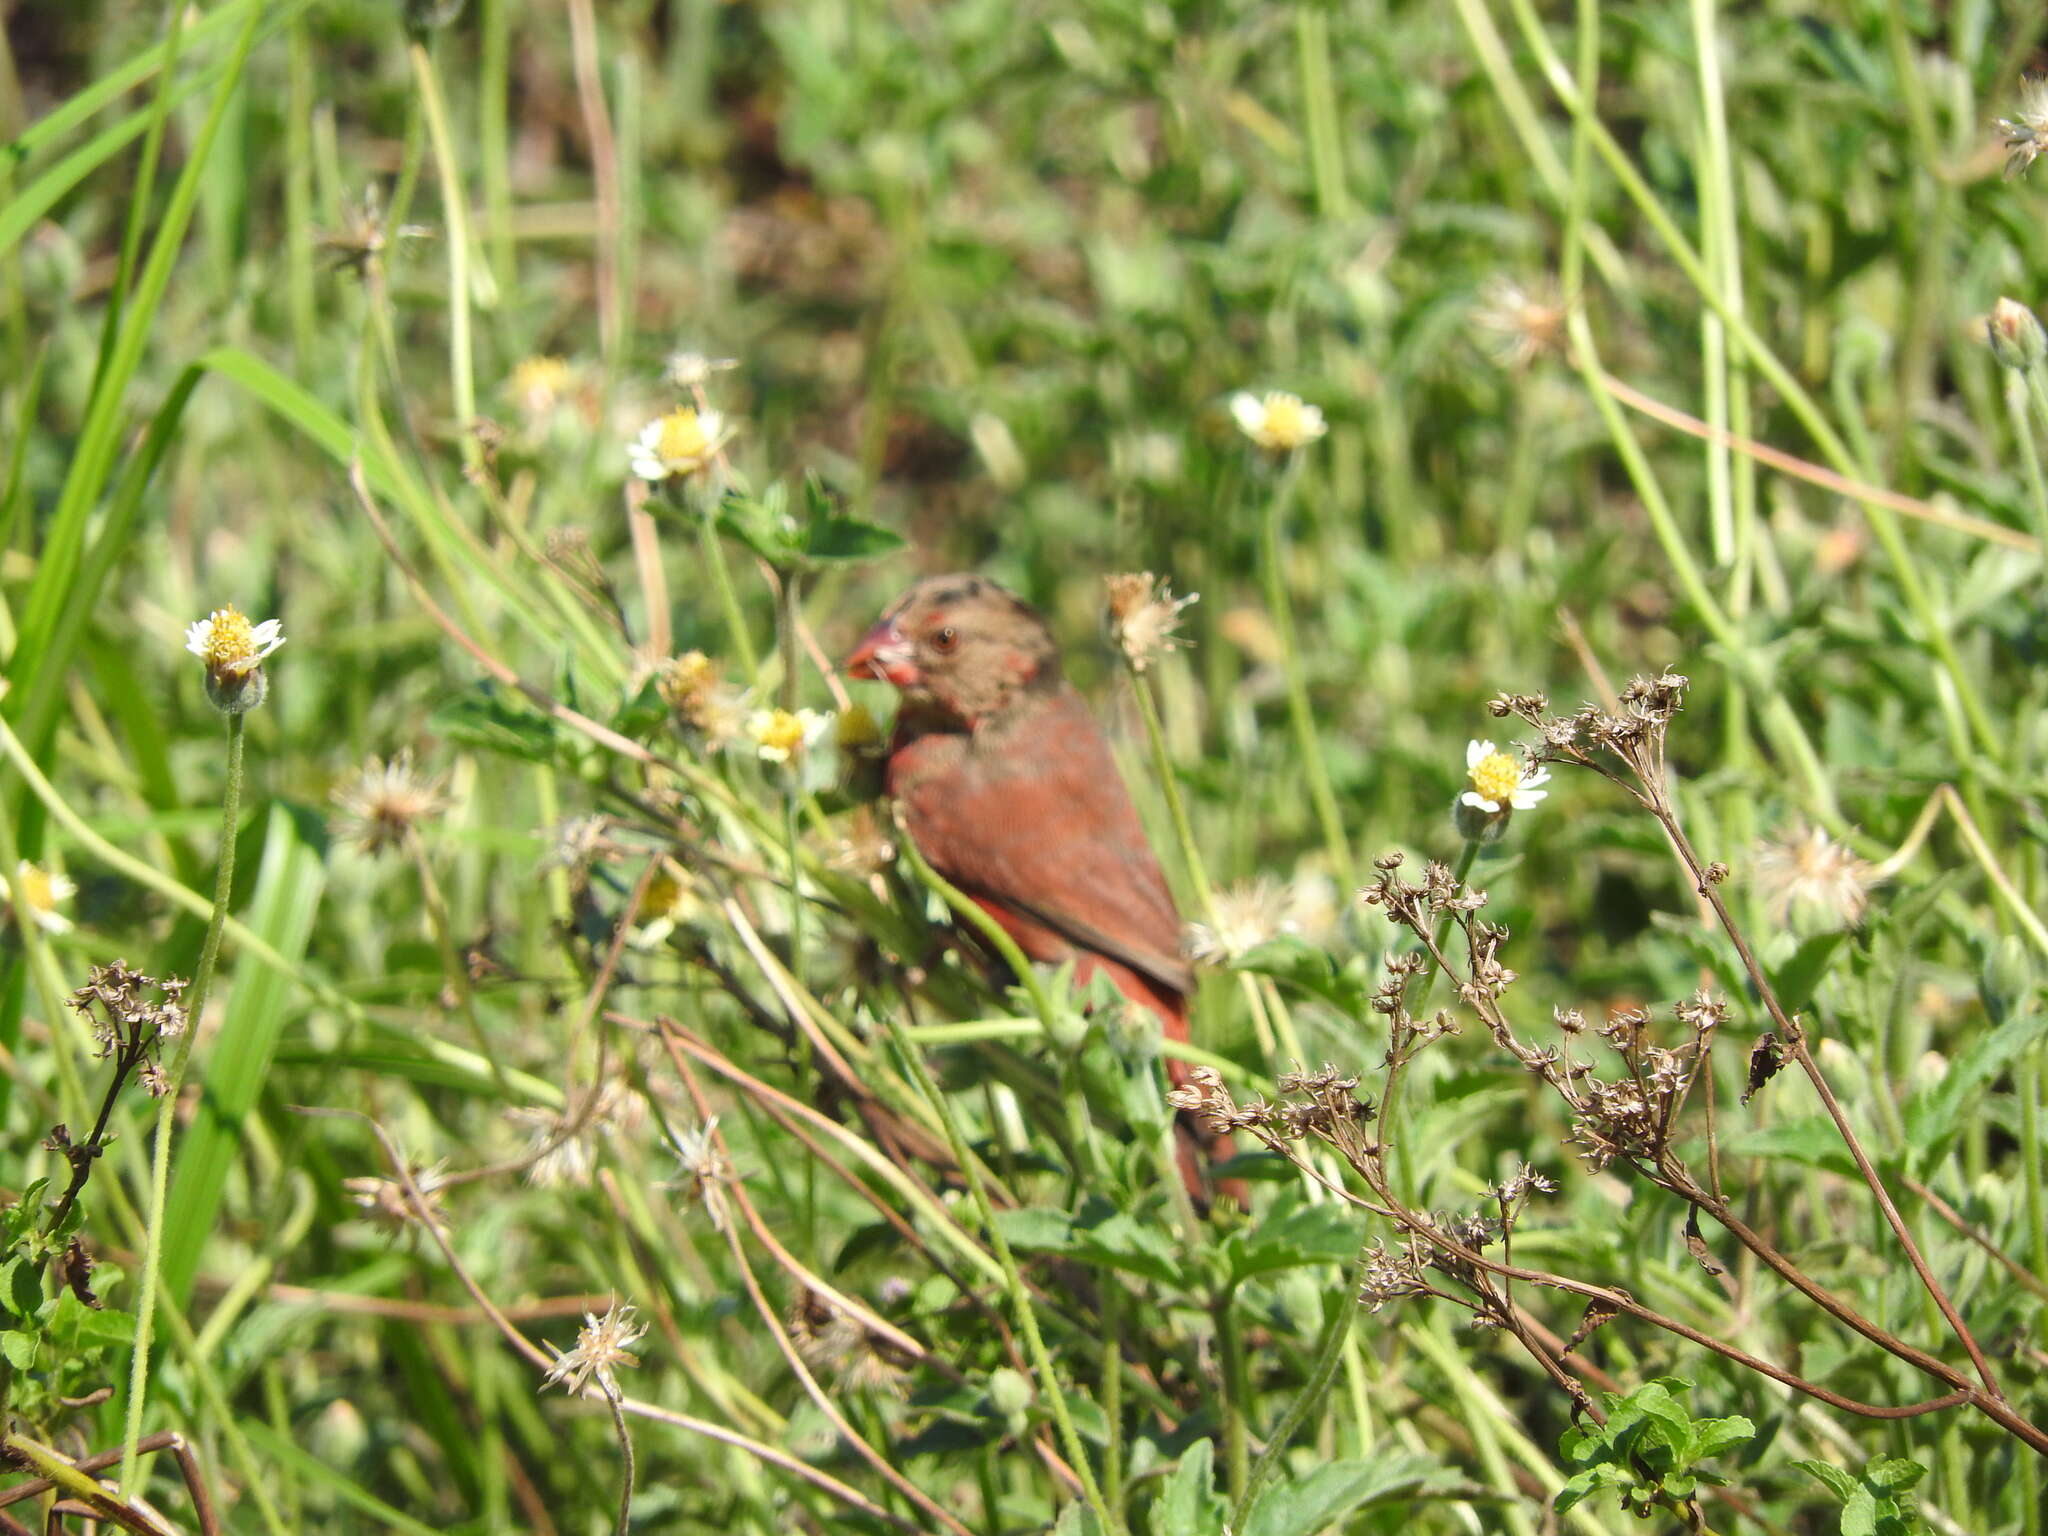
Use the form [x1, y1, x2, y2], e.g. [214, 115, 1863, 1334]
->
[846, 574, 1062, 726]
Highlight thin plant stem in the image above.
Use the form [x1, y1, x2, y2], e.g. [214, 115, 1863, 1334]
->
[1215, 1285, 1251, 1502]
[409, 38, 479, 474]
[1128, 670, 1215, 915]
[121, 709, 244, 1494]
[1256, 459, 1353, 886]
[1231, 1235, 1373, 1529]
[410, 834, 514, 1098]
[875, 1007, 1127, 1536]
[693, 491, 759, 679]
[2003, 373, 2048, 561]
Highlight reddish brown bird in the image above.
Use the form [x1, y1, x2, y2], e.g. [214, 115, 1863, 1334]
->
[846, 573, 1240, 1204]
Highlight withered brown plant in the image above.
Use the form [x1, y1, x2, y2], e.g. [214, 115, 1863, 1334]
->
[1172, 675, 2048, 1467]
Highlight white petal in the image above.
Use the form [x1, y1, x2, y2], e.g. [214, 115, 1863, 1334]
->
[1510, 788, 1548, 809]
[696, 409, 725, 441]
[628, 447, 667, 481]
[184, 619, 214, 657]
[1298, 404, 1328, 437]
[1519, 765, 1551, 789]
[1466, 739, 1493, 767]
[1229, 393, 1265, 435]
[1459, 790, 1501, 813]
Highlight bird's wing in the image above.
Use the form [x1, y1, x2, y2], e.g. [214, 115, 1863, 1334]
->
[898, 687, 1193, 999]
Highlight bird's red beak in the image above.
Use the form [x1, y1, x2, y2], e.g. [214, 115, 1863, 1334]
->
[846, 620, 920, 688]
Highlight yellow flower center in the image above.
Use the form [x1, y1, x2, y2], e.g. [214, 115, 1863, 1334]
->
[657, 651, 716, 706]
[656, 408, 711, 465]
[643, 868, 694, 920]
[203, 606, 258, 668]
[1469, 751, 1523, 804]
[1260, 393, 1308, 446]
[754, 709, 806, 759]
[835, 702, 881, 750]
[17, 865, 54, 914]
[512, 356, 571, 409]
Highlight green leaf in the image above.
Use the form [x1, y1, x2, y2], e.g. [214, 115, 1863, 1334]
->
[430, 682, 562, 764]
[991, 1207, 1077, 1254]
[1230, 938, 1370, 1019]
[1554, 1463, 1629, 1515]
[1767, 931, 1849, 1016]
[1903, 1008, 2048, 1155]
[0, 1330, 36, 1371]
[1690, 1416, 1755, 1458]
[1842, 1483, 1879, 1536]
[1794, 1459, 1860, 1501]
[1225, 1201, 1360, 1284]
[610, 674, 670, 742]
[1072, 1211, 1183, 1286]
[1865, 1456, 1927, 1492]
[1154, 1439, 1226, 1536]
[1241, 1455, 1435, 1536]
[1723, 1117, 1857, 1179]
[1, 1256, 41, 1319]
[46, 1295, 133, 1351]
[801, 514, 908, 565]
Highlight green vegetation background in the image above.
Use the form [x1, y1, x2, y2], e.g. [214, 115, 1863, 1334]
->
[3, 0, 2048, 1531]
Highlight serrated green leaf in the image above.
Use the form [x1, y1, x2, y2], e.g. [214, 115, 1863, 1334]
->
[1554, 1464, 1627, 1515]
[1690, 1416, 1754, 1457]
[991, 1206, 1076, 1253]
[46, 1294, 133, 1351]
[1723, 1118, 1857, 1179]
[1225, 1200, 1360, 1283]
[429, 683, 561, 764]
[1242, 1454, 1435, 1536]
[1073, 1211, 1183, 1286]
[1794, 1459, 1860, 1500]
[0, 1330, 35, 1370]
[1903, 1008, 2048, 1156]
[1842, 1484, 1879, 1536]
[1155, 1439, 1226, 1536]
[1864, 1455, 1926, 1491]
[801, 514, 907, 565]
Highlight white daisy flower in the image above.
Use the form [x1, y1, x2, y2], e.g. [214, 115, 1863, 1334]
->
[1460, 739, 1550, 814]
[1230, 390, 1328, 453]
[628, 406, 726, 482]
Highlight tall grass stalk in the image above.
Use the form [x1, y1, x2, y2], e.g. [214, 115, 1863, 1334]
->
[121, 711, 244, 1495]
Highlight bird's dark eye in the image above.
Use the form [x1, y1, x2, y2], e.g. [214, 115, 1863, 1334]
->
[931, 625, 959, 653]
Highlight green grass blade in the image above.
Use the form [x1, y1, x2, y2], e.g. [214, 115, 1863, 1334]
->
[161, 802, 326, 1305]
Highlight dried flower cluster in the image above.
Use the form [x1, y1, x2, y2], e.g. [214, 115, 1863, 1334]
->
[68, 961, 189, 1097]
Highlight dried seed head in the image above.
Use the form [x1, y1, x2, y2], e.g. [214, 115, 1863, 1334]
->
[1752, 823, 1878, 929]
[542, 1299, 648, 1398]
[1104, 572, 1199, 673]
[331, 751, 449, 857]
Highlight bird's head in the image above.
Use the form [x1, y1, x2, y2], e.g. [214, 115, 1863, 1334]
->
[846, 574, 1061, 727]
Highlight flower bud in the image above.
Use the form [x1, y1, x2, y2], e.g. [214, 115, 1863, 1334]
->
[1986, 298, 2047, 371]
[1453, 794, 1510, 844]
[1980, 934, 2036, 1025]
